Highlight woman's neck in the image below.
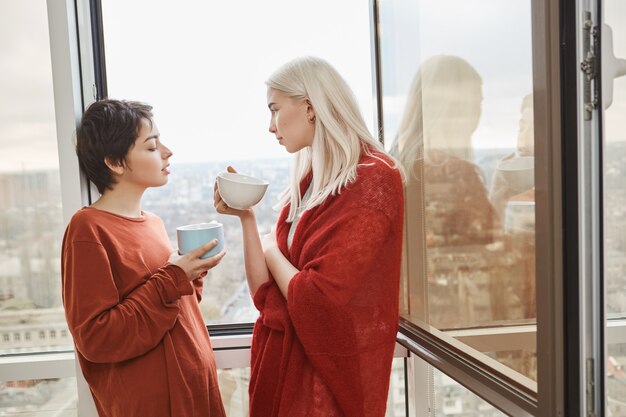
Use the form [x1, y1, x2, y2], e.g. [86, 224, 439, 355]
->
[91, 184, 145, 218]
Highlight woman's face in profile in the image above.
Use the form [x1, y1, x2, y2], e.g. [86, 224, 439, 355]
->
[266, 88, 315, 154]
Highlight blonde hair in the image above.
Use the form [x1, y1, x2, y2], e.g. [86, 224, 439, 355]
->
[392, 55, 482, 178]
[266, 56, 400, 221]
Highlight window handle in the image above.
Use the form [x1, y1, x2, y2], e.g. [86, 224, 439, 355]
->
[602, 23, 626, 109]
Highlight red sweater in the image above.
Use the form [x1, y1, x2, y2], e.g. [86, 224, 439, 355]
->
[250, 152, 404, 417]
[61, 208, 225, 417]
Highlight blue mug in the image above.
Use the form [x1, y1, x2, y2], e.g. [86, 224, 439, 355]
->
[176, 222, 225, 259]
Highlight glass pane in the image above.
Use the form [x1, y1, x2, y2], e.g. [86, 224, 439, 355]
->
[100, 0, 374, 325]
[408, 355, 507, 416]
[607, 342, 626, 415]
[431, 367, 507, 416]
[379, 0, 537, 381]
[386, 357, 407, 417]
[217, 368, 250, 417]
[0, 378, 77, 416]
[603, 1, 626, 413]
[0, 0, 72, 354]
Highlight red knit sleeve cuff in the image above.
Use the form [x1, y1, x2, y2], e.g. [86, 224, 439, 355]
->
[159, 263, 194, 303]
[252, 279, 274, 312]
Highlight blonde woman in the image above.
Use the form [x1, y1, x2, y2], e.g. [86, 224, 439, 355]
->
[214, 56, 404, 417]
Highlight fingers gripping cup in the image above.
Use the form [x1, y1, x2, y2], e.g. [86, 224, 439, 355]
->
[217, 172, 269, 210]
[176, 221, 225, 259]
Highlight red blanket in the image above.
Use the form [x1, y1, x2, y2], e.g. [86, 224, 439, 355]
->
[250, 152, 404, 417]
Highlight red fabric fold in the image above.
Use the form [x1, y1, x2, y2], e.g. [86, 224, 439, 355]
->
[250, 152, 404, 417]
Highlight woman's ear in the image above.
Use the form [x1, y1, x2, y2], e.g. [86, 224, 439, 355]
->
[305, 99, 316, 123]
[104, 157, 125, 176]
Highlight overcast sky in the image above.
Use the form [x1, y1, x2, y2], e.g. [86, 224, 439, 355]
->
[100, 0, 374, 166]
[0, 0, 57, 172]
[1, 0, 625, 173]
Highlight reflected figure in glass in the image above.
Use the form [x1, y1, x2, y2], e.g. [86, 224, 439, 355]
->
[490, 93, 536, 320]
[490, 93, 535, 221]
[390, 55, 526, 329]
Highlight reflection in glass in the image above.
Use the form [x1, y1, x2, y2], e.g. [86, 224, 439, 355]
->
[217, 368, 249, 417]
[379, 0, 536, 381]
[607, 343, 626, 415]
[490, 94, 536, 321]
[490, 94, 535, 221]
[391, 55, 505, 329]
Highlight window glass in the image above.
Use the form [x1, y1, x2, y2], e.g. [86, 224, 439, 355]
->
[386, 358, 407, 417]
[0, 0, 72, 354]
[0, 377, 77, 416]
[607, 343, 626, 415]
[379, 0, 537, 381]
[431, 365, 507, 416]
[603, 1, 626, 413]
[100, 0, 374, 324]
[217, 368, 249, 417]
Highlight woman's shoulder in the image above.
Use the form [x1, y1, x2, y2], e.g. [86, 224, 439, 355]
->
[67, 207, 102, 228]
[335, 150, 403, 217]
[69, 207, 155, 223]
[141, 210, 161, 222]
[66, 208, 162, 241]
[65, 208, 104, 243]
[357, 150, 402, 186]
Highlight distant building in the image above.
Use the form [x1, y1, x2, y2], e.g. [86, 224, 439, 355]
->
[0, 308, 72, 354]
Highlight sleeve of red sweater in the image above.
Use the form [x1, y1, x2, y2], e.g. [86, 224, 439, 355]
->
[63, 240, 193, 363]
[193, 277, 204, 303]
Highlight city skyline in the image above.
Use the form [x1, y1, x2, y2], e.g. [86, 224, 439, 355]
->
[3, 147, 626, 335]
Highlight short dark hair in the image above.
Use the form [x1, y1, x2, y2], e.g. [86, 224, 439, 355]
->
[76, 99, 153, 194]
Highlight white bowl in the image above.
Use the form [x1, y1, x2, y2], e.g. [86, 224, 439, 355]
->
[495, 156, 534, 193]
[217, 172, 269, 210]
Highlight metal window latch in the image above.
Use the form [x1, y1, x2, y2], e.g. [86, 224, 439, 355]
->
[581, 12, 599, 121]
[586, 358, 596, 417]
